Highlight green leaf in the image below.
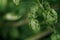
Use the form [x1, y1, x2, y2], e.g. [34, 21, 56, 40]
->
[0, 0, 7, 11]
[9, 28, 19, 38]
[18, 0, 39, 17]
[3, 12, 21, 21]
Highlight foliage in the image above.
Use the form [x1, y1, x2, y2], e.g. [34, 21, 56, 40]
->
[0, 0, 58, 40]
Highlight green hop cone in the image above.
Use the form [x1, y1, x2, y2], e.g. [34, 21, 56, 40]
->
[29, 19, 40, 33]
[51, 34, 60, 40]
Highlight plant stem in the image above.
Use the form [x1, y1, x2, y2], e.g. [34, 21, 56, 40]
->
[25, 27, 53, 40]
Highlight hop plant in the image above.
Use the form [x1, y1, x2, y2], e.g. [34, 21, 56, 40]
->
[0, 0, 58, 40]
